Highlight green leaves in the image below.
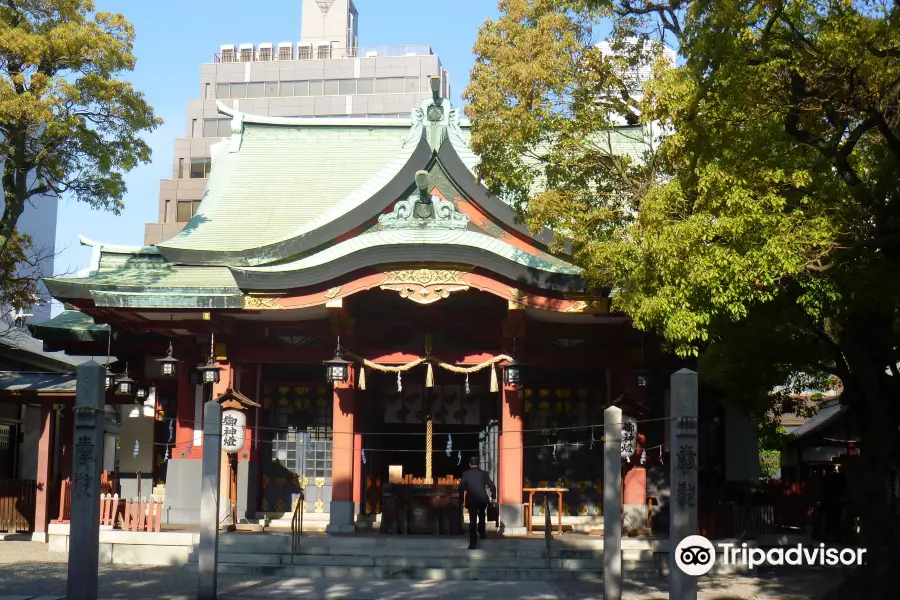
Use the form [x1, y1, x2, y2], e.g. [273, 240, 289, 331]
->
[467, 0, 900, 386]
[0, 0, 161, 255]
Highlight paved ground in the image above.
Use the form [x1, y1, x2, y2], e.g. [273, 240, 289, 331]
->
[0, 540, 844, 599]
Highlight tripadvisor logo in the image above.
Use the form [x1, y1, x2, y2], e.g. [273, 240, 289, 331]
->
[674, 535, 867, 576]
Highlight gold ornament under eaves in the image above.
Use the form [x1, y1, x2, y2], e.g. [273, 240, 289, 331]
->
[380, 269, 470, 304]
[242, 295, 284, 310]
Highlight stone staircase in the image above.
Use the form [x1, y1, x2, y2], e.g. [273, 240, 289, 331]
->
[189, 533, 662, 581]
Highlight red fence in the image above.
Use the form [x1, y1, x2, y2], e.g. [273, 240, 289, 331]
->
[0, 479, 36, 533]
[54, 471, 118, 523]
[100, 494, 162, 533]
[699, 481, 811, 538]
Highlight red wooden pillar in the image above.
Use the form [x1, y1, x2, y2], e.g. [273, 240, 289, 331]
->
[352, 432, 362, 506]
[499, 384, 524, 531]
[34, 406, 53, 536]
[214, 362, 233, 526]
[328, 367, 356, 533]
[174, 342, 198, 459]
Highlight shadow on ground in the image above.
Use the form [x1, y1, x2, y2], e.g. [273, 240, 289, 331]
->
[0, 538, 847, 599]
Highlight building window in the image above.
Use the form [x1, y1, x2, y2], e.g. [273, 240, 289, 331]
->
[339, 79, 356, 95]
[279, 81, 294, 97]
[230, 83, 247, 99]
[357, 78, 374, 94]
[324, 79, 340, 96]
[294, 81, 309, 96]
[189, 158, 211, 178]
[308, 80, 323, 96]
[375, 78, 390, 94]
[176, 200, 203, 222]
[178, 158, 184, 179]
[176, 201, 193, 222]
[217, 119, 231, 137]
[204, 83, 211, 99]
[216, 83, 230, 99]
[390, 77, 407, 94]
[247, 82, 265, 98]
[304, 428, 333, 479]
[405, 77, 419, 93]
[192, 119, 200, 138]
[265, 81, 279, 97]
[202, 119, 219, 138]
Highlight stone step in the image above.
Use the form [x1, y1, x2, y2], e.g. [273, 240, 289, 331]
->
[210, 544, 655, 561]
[185, 562, 625, 581]
[212, 551, 656, 572]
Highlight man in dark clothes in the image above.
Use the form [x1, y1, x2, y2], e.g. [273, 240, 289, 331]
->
[459, 455, 496, 549]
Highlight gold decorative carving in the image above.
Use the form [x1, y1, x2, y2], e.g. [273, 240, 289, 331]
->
[564, 298, 610, 314]
[314, 499, 325, 513]
[314, 477, 325, 488]
[509, 288, 528, 302]
[380, 269, 469, 304]
[324, 286, 342, 299]
[242, 295, 284, 310]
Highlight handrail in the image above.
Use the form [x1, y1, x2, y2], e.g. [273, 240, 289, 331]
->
[544, 495, 552, 568]
[213, 44, 433, 63]
[290, 491, 305, 566]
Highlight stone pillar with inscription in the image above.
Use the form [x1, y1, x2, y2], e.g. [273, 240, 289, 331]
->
[669, 368, 699, 600]
[66, 362, 106, 600]
[198, 400, 222, 600]
[603, 405, 623, 600]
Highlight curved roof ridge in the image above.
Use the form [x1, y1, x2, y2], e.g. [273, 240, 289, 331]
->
[215, 100, 412, 128]
[233, 229, 580, 275]
[79, 235, 159, 255]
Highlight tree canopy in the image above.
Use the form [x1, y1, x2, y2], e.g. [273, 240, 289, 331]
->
[466, 1, 900, 595]
[0, 0, 161, 307]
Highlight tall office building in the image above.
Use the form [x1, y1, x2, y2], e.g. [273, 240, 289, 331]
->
[144, 0, 450, 245]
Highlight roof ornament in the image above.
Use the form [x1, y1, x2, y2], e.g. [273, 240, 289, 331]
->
[403, 75, 464, 153]
[378, 170, 469, 231]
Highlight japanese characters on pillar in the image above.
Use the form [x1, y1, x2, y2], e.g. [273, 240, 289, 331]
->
[675, 421, 698, 509]
[221, 410, 246, 453]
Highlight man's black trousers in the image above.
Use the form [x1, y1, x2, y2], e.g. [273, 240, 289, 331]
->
[468, 505, 486, 546]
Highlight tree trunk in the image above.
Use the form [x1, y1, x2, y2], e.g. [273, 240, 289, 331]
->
[822, 331, 900, 599]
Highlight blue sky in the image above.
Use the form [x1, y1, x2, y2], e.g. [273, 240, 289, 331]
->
[53, 0, 500, 279]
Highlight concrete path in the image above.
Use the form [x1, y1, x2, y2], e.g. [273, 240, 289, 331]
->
[0, 540, 843, 599]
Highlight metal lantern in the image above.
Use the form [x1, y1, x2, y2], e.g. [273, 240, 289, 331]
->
[105, 370, 116, 390]
[323, 354, 352, 384]
[115, 366, 135, 396]
[135, 386, 148, 401]
[156, 342, 179, 378]
[196, 332, 221, 385]
[323, 341, 352, 384]
[635, 369, 651, 388]
[503, 359, 522, 386]
[196, 358, 221, 384]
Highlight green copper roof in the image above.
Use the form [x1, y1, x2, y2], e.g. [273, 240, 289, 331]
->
[29, 310, 110, 343]
[157, 121, 417, 255]
[43, 265, 242, 309]
[238, 230, 580, 275]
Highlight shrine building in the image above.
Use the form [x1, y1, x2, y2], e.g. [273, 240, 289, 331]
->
[35, 80, 747, 535]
